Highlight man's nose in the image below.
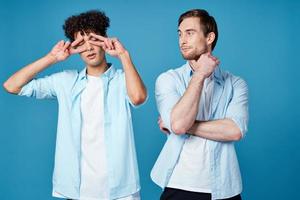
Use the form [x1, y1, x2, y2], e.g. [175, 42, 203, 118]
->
[179, 35, 187, 46]
[85, 42, 94, 51]
[83, 32, 94, 51]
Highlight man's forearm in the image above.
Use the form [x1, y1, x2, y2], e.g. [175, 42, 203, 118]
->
[187, 119, 242, 142]
[170, 73, 205, 134]
[3, 54, 57, 94]
[119, 51, 147, 105]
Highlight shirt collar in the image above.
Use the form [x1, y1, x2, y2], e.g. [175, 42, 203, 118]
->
[184, 61, 224, 85]
[78, 63, 116, 81]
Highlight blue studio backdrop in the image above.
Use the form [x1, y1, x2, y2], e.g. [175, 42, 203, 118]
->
[0, 0, 299, 199]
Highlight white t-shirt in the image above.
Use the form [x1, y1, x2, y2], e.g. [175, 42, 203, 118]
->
[53, 75, 140, 200]
[167, 76, 214, 193]
[80, 75, 108, 200]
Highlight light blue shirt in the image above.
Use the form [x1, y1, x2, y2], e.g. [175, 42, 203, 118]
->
[151, 62, 249, 200]
[18, 65, 142, 199]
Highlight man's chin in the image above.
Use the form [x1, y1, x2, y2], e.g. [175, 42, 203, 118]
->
[85, 60, 102, 67]
[181, 53, 199, 61]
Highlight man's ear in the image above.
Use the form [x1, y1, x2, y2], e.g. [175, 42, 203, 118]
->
[206, 32, 216, 46]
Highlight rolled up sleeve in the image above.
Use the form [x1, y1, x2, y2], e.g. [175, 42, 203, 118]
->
[155, 73, 181, 133]
[18, 73, 61, 99]
[120, 72, 148, 109]
[225, 77, 249, 138]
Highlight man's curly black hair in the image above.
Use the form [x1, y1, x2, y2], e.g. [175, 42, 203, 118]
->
[63, 10, 110, 41]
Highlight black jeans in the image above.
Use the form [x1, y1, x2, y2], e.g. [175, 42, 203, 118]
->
[160, 187, 242, 200]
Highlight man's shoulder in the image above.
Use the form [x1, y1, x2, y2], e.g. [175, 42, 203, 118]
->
[110, 67, 127, 82]
[113, 68, 125, 77]
[156, 64, 187, 83]
[44, 69, 81, 89]
[222, 70, 247, 88]
[49, 69, 78, 77]
[50, 69, 80, 80]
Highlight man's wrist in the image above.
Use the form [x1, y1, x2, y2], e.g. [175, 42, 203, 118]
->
[192, 72, 206, 84]
[45, 53, 58, 65]
[118, 50, 130, 61]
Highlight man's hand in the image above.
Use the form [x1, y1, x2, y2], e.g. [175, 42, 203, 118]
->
[48, 36, 89, 63]
[69, 35, 89, 54]
[88, 33, 127, 58]
[169, 52, 219, 135]
[191, 52, 220, 78]
[158, 116, 170, 135]
[86, 32, 146, 105]
[48, 40, 71, 63]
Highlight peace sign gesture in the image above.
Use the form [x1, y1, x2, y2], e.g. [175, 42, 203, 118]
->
[88, 33, 127, 58]
[48, 40, 71, 62]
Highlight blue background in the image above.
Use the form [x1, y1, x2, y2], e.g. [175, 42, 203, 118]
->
[0, 0, 299, 199]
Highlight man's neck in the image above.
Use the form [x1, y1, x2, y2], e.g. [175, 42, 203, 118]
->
[188, 49, 212, 71]
[86, 60, 109, 77]
[188, 60, 196, 71]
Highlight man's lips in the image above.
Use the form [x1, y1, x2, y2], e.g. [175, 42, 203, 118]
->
[86, 53, 96, 59]
[181, 47, 192, 51]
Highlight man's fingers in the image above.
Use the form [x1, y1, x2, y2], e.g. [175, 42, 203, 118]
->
[204, 51, 211, 57]
[89, 33, 115, 50]
[207, 53, 216, 60]
[207, 54, 220, 66]
[71, 37, 84, 47]
[164, 128, 171, 134]
[107, 39, 114, 50]
[69, 46, 87, 54]
[111, 37, 119, 45]
[63, 41, 71, 51]
[102, 39, 112, 50]
[88, 41, 108, 51]
[70, 49, 83, 54]
[90, 33, 106, 41]
[161, 127, 171, 135]
[54, 40, 64, 49]
[88, 40, 106, 48]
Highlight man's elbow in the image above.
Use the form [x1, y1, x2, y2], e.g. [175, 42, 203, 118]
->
[3, 81, 20, 94]
[226, 119, 244, 141]
[231, 130, 243, 141]
[130, 92, 147, 106]
[171, 121, 187, 135]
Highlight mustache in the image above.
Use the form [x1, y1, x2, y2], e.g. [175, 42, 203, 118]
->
[181, 50, 210, 61]
[180, 45, 192, 49]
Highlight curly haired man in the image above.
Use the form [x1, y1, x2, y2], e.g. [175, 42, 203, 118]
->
[3, 10, 147, 200]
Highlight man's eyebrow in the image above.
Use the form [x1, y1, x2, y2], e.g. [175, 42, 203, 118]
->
[177, 28, 197, 33]
[185, 29, 197, 32]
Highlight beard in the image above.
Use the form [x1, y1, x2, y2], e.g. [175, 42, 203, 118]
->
[181, 51, 200, 60]
[181, 45, 208, 61]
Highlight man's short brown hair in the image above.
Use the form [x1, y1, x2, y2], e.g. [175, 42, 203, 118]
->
[178, 9, 218, 50]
